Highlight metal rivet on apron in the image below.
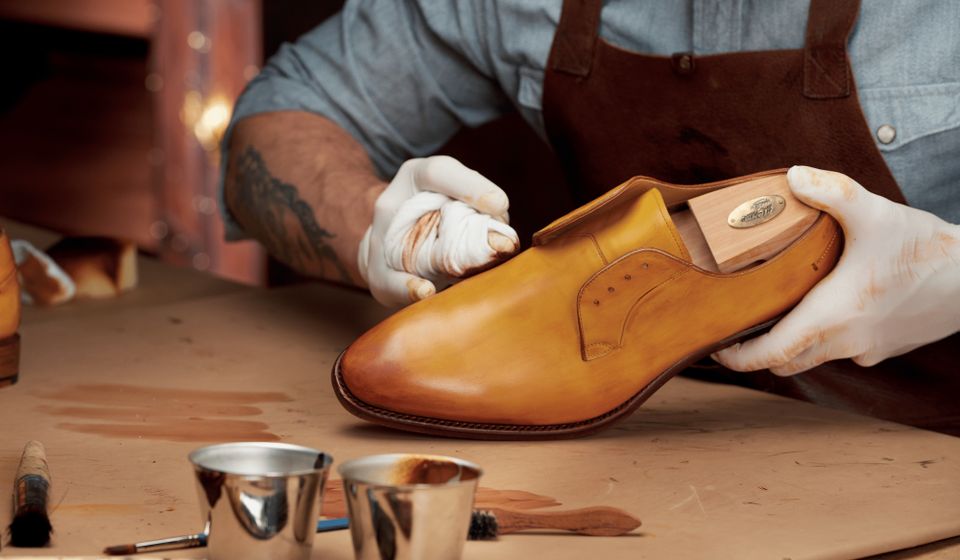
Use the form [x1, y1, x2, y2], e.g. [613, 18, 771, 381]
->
[876, 124, 896, 145]
[671, 52, 695, 75]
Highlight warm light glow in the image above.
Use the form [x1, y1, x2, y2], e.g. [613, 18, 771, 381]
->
[194, 98, 231, 151]
[187, 31, 211, 52]
[182, 93, 232, 152]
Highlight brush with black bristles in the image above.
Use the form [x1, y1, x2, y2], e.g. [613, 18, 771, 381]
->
[468, 505, 642, 539]
[8, 440, 53, 547]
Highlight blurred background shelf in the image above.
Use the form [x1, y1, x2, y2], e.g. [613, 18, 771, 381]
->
[0, 0, 567, 286]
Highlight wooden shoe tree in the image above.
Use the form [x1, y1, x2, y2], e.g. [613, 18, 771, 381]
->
[670, 175, 821, 273]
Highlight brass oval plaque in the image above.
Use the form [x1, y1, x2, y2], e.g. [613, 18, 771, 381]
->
[727, 195, 786, 229]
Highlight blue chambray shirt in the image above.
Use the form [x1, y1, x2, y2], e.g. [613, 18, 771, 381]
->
[221, 0, 960, 239]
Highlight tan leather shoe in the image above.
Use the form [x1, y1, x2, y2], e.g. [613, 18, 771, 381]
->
[0, 228, 22, 387]
[333, 170, 842, 439]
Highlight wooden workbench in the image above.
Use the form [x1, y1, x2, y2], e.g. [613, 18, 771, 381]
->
[0, 231, 958, 559]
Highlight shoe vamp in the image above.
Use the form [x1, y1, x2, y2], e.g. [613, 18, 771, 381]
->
[342, 235, 635, 425]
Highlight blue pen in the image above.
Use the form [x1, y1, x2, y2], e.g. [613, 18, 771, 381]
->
[317, 517, 350, 532]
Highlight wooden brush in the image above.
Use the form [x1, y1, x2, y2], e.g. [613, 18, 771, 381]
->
[468, 506, 641, 539]
[9, 440, 53, 547]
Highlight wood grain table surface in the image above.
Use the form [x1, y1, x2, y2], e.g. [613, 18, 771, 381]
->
[0, 219, 957, 559]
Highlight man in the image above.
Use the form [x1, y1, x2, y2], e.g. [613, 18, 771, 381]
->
[221, 0, 960, 433]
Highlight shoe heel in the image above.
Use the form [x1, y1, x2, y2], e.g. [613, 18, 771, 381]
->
[0, 333, 20, 387]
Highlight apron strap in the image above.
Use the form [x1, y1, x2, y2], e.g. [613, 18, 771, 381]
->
[803, 0, 861, 99]
[551, 0, 603, 77]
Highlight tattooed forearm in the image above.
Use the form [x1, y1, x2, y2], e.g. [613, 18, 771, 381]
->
[234, 146, 353, 283]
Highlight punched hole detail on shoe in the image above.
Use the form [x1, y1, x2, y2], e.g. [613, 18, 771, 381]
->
[577, 174, 823, 361]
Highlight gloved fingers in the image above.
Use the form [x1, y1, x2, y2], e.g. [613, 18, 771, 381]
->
[491, 210, 511, 225]
[486, 219, 520, 256]
[357, 228, 373, 286]
[768, 344, 833, 376]
[487, 231, 519, 255]
[851, 351, 884, 369]
[411, 156, 510, 216]
[711, 297, 830, 371]
[771, 331, 886, 374]
[370, 267, 437, 307]
[851, 341, 919, 368]
[787, 166, 882, 230]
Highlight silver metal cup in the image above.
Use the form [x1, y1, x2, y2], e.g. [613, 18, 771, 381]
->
[339, 453, 482, 560]
[188, 442, 333, 560]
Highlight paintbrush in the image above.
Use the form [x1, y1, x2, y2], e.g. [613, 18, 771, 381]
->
[8, 440, 53, 547]
[103, 518, 349, 555]
[104, 506, 640, 554]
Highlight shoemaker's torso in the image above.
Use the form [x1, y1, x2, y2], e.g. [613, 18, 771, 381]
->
[230, 0, 960, 229]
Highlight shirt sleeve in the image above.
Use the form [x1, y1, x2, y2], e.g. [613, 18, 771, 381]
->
[219, 0, 511, 239]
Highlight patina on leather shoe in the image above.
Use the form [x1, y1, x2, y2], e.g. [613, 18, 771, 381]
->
[333, 170, 842, 439]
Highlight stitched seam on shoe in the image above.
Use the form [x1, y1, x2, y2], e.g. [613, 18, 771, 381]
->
[577, 252, 679, 359]
[814, 228, 841, 269]
[0, 266, 16, 287]
[535, 184, 633, 244]
[654, 195, 688, 261]
[618, 267, 690, 347]
[585, 233, 608, 265]
[584, 342, 616, 359]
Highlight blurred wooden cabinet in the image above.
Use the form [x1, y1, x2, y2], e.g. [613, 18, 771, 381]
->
[0, 0, 567, 286]
[150, 0, 263, 282]
[0, 0, 265, 284]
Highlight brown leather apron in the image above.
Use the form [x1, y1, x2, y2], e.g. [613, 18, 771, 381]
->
[541, 0, 960, 435]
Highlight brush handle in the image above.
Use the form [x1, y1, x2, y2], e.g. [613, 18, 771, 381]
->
[317, 517, 350, 532]
[135, 532, 207, 553]
[14, 440, 50, 512]
[105, 518, 350, 555]
[485, 506, 641, 536]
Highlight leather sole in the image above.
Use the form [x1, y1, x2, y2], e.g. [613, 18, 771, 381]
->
[331, 319, 779, 440]
[0, 333, 20, 388]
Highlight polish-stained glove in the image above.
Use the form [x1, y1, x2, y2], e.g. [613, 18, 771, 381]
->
[714, 165, 960, 375]
[358, 156, 519, 307]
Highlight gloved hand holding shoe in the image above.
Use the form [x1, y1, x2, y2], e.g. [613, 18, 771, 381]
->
[359, 155, 519, 307]
[714, 165, 960, 375]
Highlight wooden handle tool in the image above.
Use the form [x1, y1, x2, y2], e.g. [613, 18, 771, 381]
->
[474, 505, 641, 537]
[9, 440, 53, 547]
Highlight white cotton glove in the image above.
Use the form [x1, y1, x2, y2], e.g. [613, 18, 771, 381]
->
[713, 165, 960, 375]
[358, 155, 520, 307]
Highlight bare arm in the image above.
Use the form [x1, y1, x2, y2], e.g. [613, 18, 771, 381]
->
[223, 111, 385, 286]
